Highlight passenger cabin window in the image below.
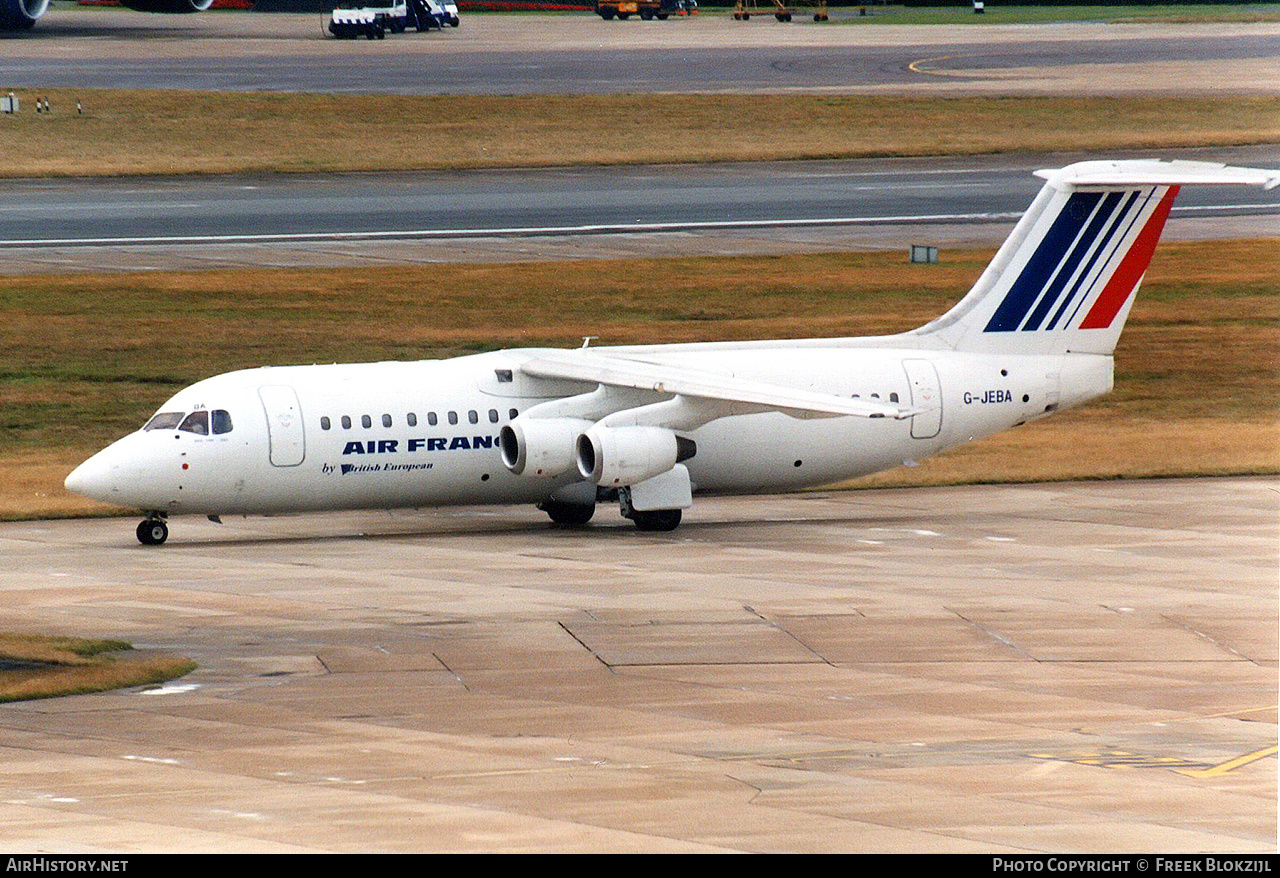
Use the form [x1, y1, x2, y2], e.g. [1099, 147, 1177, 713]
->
[321, 416, 331, 431]
[144, 412, 185, 432]
[382, 414, 392, 428]
[407, 413, 417, 428]
[468, 410, 478, 425]
[488, 409, 499, 424]
[361, 414, 372, 429]
[428, 412, 438, 426]
[341, 415, 352, 429]
[179, 411, 209, 435]
[448, 411, 458, 426]
[211, 409, 233, 435]
[509, 408, 518, 420]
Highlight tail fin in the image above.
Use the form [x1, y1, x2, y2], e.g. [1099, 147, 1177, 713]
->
[915, 160, 1279, 356]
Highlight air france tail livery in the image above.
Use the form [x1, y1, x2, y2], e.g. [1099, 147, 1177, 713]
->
[65, 160, 1280, 544]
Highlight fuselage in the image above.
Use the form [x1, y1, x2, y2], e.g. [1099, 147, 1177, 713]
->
[64, 344, 1113, 518]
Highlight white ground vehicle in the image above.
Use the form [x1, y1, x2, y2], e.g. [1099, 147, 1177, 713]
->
[328, 0, 408, 39]
[412, 0, 459, 29]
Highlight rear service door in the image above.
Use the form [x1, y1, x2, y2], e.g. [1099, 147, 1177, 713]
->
[259, 385, 306, 467]
[902, 359, 942, 439]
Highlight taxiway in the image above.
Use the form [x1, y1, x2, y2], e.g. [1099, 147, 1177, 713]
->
[0, 478, 1275, 852]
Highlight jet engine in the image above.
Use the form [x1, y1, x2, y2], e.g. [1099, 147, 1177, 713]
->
[576, 426, 694, 487]
[0, 0, 50, 29]
[499, 417, 593, 478]
[119, 0, 213, 12]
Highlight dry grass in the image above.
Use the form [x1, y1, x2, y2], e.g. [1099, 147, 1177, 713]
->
[0, 634, 196, 702]
[1, 238, 1276, 518]
[0, 92, 1276, 177]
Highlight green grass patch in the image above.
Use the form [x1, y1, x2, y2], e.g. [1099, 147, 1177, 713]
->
[0, 634, 196, 702]
[0, 93, 1276, 177]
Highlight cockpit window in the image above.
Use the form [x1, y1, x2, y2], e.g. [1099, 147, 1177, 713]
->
[179, 411, 209, 435]
[144, 412, 185, 431]
[211, 409, 233, 435]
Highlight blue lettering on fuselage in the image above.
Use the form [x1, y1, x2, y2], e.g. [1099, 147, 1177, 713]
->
[342, 436, 499, 455]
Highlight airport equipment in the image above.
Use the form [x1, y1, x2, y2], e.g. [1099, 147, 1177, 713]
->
[328, 0, 407, 38]
[328, 0, 456, 38]
[594, 0, 692, 20]
[732, 0, 827, 21]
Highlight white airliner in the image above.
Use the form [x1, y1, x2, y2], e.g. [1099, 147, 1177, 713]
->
[65, 159, 1279, 544]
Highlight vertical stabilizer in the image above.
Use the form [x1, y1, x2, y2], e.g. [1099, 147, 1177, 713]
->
[913, 160, 1280, 356]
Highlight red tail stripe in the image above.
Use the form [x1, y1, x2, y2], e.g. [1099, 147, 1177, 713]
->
[1079, 186, 1179, 330]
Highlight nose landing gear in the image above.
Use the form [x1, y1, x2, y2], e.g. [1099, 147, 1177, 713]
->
[136, 516, 169, 546]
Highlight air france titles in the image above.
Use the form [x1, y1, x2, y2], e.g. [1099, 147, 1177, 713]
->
[341, 435, 498, 456]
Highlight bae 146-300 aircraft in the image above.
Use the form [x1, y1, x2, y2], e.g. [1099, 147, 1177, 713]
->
[65, 159, 1280, 544]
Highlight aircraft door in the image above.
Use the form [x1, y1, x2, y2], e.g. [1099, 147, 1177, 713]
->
[258, 385, 306, 467]
[902, 359, 942, 439]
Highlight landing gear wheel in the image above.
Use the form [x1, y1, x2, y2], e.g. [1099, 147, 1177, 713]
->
[137, 518, 169, 546]
[630, 509, 682, 532]
[541, 501, 595, 527]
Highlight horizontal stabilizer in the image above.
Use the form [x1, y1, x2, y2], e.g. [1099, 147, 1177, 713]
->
[1034, 160, 1280, 191]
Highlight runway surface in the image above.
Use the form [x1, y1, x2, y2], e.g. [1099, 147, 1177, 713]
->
[0, 478, 1274, 852]
[3, 147, 1279, 273]
[3, 10, 1278, 96]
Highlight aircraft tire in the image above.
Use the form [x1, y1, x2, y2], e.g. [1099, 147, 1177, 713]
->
[137, 519, 169, 546]
[541, 501, 595, 527]
[630, 509, 681, 532]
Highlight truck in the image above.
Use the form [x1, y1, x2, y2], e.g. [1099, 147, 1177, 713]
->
[594, 0, 693, 20]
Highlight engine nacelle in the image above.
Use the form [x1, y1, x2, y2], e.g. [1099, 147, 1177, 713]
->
[499, 417, 593, 478]
[119, 0, 213, 12]
[576, 426, 682, 487]
[0, 0, 50, 30]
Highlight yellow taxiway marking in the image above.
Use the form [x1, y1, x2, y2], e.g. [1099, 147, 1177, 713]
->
[1030, 745, 1277, 777]
[1175, 746, 1279, 779]
[907, 55, 959, 78]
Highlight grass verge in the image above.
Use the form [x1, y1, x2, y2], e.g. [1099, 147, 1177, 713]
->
[0, 93, 1276, 177]
[0, 634, 197, 702]
[1, 238, 1276, 518]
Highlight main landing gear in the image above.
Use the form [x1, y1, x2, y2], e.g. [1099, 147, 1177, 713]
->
[538, 494, 684, 532]
[136, 515, 168, 546]
[628, 508, 682, 531]
[539, 499, 596, 527]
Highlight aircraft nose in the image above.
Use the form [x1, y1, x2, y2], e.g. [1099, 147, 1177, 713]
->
[64, 452, 114, 503]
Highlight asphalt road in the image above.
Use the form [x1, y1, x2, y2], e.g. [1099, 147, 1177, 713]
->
[3, 148, 1278, 248]
[2, 10, 1278, 95]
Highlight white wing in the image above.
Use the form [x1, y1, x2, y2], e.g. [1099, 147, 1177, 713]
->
[520, 350, 918, 420]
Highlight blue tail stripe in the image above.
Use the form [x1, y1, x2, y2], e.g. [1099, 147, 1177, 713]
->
[1061, 187, 1157, 331]
[1020, 191, 1124, 331]
[1045, 190, 1140, 331]
[983, 191, 1103, 333]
